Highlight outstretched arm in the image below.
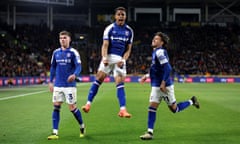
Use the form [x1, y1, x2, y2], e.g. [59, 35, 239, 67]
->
[139, 73, 149, 84]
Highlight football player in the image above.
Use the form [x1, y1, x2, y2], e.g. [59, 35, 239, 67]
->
[82, 7, 134, 118]
[48, 30, 85, 140]
[139, 32, 200, 140]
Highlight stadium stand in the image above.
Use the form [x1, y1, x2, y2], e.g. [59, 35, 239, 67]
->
[1, 22, 239, 77]
[0, 0, 240, 79]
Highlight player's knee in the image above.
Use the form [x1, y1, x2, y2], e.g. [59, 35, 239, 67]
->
[98, 77, 105, 82]
[68, 104, 77, 111]
[149, 102, 159, 109]
[114, 75, 124, 83]
[170, 108, 177, 113]
[96, 74, 106, 82]
[168, 104, 178, 113]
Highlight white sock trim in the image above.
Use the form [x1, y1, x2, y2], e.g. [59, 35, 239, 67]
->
[189, 100, 193, 105]
[53, 129, 58, 135]
[86, 101, 91, 105]
[147, 128, 153, 134]
[80, 124, 85, 128]
[120, 106, 126, 110]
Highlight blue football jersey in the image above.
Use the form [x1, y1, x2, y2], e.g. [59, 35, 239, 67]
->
[50, 47, 81, 87]
[103, 22, 134, 57]
[150, 47, 173, 87]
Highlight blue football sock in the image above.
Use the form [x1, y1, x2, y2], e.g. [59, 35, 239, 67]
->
[87, 80, 102, 102]
[116, 82, 126, 107]
[71, 108, 83, 125]
[175, 101, 191, 113]
[52, 105, 61, 130]
[148, 107, 157, 130]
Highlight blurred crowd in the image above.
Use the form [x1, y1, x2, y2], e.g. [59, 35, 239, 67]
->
[171, 25, 240, 75]
[0, 22, 240, 78]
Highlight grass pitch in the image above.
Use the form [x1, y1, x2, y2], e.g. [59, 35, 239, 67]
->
[0, 83, 239, 144]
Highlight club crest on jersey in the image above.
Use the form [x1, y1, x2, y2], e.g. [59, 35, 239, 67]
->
[67, 53, 71, 57]
[125, 31, 129, 36]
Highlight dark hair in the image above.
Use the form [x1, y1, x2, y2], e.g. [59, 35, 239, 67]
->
[59, 30, 71, 38]
[155, 32, 170, 47]
[114, 7, 126, 14]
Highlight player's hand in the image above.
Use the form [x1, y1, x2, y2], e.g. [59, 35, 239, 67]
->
[160, 81, 167, 93]
[48, 82, 54, 92]
[67, 74, 76, 83]
[103, 60, 109, 66]
[117, 59, 125, 68]
[139, 76, 147, 84]
[102, 57, 108, 66]
[117, 61, 124, 68]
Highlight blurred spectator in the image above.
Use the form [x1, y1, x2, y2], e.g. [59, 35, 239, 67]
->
[0, 22, 239, 77]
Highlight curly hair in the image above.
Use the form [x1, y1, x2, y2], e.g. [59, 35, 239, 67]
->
[155, 32, 170, 48]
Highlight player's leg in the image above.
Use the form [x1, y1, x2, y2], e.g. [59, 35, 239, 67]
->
[66, 87, 85, 138]
[115, 76, 131, 118]
[82, 62, 108, 113]
[166, 85, 200, 113]
[140, 87, 160, 140]
[48, 87, 65, 140]
[140, 102, 159, 140]
[113, 63, 131, 118]
[48, 102, 62, 140]
[69, 104, 85, 137]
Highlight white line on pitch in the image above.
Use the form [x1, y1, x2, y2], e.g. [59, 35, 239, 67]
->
[0, 83, 91, 101]
[0, 90, 47, 101]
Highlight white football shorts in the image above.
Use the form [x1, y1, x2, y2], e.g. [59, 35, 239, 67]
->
[98, 54, 126, 77]
[52, 87, 77, 104]
[149, 85, 176, 105]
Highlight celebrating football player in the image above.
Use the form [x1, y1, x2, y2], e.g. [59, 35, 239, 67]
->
[82, 7, 134, 118]
[48, 30, 85, 140]
[139, 32, 200, 140]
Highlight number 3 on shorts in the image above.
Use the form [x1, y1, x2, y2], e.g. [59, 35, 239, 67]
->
[68, 93, 73, 103]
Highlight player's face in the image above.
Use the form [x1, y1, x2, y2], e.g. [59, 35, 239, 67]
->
[59, 34, 71, 48]
[151, 35, 164, 48]
[115, 10, 126, 26]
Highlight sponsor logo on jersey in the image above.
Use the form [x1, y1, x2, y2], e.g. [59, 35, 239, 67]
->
[110, 36, 129, 42]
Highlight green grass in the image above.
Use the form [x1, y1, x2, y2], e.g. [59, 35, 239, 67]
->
[0, 83, 239, 144]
